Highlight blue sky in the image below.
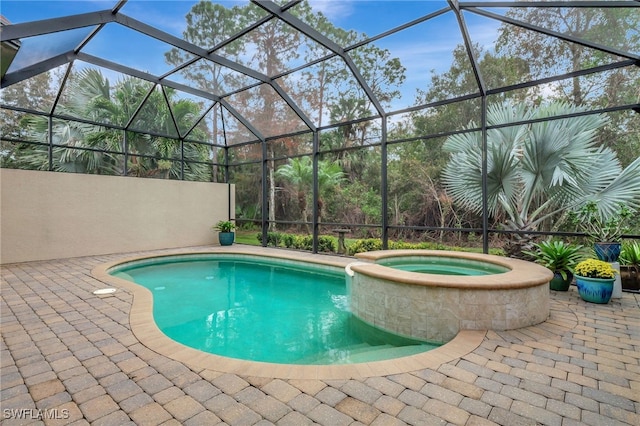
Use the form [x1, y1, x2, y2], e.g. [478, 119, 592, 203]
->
[2, 1, 502, 112]
[1, 0, 448, 31]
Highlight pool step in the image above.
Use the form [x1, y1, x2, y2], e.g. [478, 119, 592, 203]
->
[347, 343, 394, 355]
[299, 343, 428, 364]
[346, 344, 428, 363]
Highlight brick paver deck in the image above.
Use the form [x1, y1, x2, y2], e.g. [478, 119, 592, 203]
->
[2, 248, 639, 425]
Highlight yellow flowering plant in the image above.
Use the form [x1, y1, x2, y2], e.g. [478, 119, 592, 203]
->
[574, 259, 617, 279]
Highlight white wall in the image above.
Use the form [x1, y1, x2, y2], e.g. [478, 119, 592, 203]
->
[1, 169, 234, 264]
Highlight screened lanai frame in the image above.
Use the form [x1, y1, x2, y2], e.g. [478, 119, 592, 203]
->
[1, 0, 639, 253]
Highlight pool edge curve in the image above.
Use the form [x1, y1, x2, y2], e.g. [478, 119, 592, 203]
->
[91, 246, 486, 380]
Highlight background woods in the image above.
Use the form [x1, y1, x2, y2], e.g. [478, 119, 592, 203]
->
[2, 1, 639, 249]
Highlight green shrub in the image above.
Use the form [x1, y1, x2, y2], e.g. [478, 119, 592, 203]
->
[317, 236, 337, 253]
[256, 232, 285, 247]
[347, 239, 383, 255]
[346, 238, 507, 256]
[291, 235, 311, 250]
[389, 241, 446, 250]
[254, 232, 506, 257]
[348, 239, 448, 255]
[255, 232, 336, 253]
[282, 233, 295, 248]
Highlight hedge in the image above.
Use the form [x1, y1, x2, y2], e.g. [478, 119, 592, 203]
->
[256, 233, 505, 256]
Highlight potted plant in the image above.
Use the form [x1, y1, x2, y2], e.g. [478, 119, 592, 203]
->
[619, 241, 640, 292]
[524, 240, 584, 291]
[573, 258, 617, 303]
[213, 220, 236, 246]
[568, 201, 633, 262]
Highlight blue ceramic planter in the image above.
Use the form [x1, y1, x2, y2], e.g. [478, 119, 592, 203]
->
[594, 242, 621, 262]
[218, 232, 235, 246]
[575, 275, 614, 304]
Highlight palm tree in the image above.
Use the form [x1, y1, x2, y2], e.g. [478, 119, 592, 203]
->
[20, 69, 211, 179]
[276, 156, 345, 228]
[442, 101, 640, 257]
[317, 160, 345, 222]
[276, 156, 314, 225]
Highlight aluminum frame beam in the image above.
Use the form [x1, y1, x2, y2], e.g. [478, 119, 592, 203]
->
[1, 8, 314, 133]
[75, 53, 265, 142]
[461, 1, 638, 8]
[468, 7, 640, 61]
[449, 0, 487, 96]
[1, 51, 75, 87]
[113, 13, 316, 132]
[0, 10, 116, 41]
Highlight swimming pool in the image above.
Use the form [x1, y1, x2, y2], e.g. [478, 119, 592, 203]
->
[109, 254, 439, 364]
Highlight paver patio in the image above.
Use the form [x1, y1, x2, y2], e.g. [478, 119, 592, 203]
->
[1, 247, 639, 425]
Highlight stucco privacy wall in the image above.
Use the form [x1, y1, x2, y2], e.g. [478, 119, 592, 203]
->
[1, 169, 234, 264]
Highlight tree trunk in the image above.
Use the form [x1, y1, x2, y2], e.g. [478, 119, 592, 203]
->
[268, 154, 276, 231]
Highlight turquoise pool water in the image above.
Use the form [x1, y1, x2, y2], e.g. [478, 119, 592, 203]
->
[378, 256, 509, 275]
[112, 256, 439, 364]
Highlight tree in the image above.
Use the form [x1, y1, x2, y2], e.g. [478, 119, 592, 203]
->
[165, 1, 407, 232]
[495, 6, 640, 165]
[165, 1, 251, 183]
[316, 159, 345, 222]
[276, 156, 313, 225]
[386, 140, 466, 241]
[320, 98, 374, 182]
[413, 43, 533, 136]
[276, 156, 344, 228]
[0, 70, 60, 168]
[496, 7, 638, 105]
[442, 101, 640, 257]
[292, 1, 406, 123]
[18, 69, 210, 179]
[348, 43, 406, 111]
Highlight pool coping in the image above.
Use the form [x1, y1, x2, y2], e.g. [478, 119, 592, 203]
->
[354, 249, 553, 289]
[91, 246, 486, 380]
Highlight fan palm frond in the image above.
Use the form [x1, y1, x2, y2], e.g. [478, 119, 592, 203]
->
[442, 100, 639, 256]
[576, 156, 640, 216]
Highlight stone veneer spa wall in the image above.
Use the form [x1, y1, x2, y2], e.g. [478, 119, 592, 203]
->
[347, 250, 553, 343]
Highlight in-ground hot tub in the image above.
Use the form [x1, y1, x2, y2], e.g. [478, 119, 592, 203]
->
[348, 250, 553, 343]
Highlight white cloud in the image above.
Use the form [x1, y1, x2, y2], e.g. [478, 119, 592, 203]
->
[308, 0, 355, 22]
[119, 1, 190, 38]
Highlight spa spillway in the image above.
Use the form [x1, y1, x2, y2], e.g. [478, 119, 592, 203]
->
[348, 250, 553, 343]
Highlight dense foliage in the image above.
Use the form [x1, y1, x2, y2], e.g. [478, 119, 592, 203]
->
[2, 1, 638, 251]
